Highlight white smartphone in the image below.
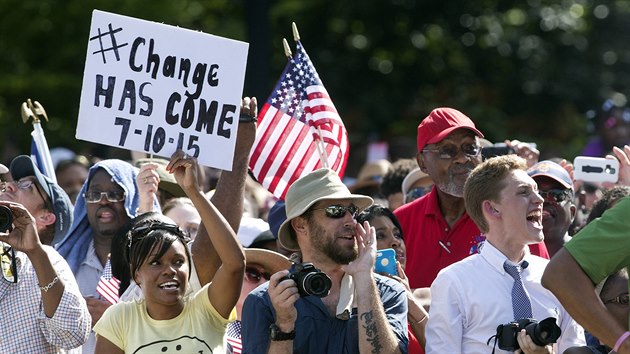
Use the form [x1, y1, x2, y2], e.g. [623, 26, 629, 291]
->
[573, 156, 619, 183]
[375, 248, 397, 276]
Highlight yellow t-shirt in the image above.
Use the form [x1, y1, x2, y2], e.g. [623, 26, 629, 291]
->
[94, 283, 233, 353]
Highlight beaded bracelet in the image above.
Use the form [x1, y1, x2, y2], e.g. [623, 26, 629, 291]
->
[40, 276, 59, 293]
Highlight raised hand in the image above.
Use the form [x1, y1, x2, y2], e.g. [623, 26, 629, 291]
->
[344, 220, 376, 276]
[166, 150, 200, 193]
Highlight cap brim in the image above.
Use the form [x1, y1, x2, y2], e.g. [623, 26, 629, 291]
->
[245, 249, 292, 274]
[10, 156, 50, 197]
[530, 173, 573, 190]
[426, 126, 484, 145]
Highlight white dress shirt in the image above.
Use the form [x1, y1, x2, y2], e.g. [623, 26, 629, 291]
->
[426, 241, 584, 354]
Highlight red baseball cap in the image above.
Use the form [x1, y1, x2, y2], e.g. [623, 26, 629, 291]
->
[417, 107, 484, 152]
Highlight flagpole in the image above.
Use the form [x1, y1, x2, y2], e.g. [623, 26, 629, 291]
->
[292, 22, 300, 41]
[21, 99, 57, 183]
[282, 38, 292, 58]
[291, 23, 329, 169]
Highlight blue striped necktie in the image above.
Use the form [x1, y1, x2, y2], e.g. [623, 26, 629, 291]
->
[504, 260, 533, 320]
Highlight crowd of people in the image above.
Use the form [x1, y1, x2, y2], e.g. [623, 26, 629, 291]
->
[1, 95, 630, 354]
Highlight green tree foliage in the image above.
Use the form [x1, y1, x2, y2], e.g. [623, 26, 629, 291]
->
[1, 0, 629, 165]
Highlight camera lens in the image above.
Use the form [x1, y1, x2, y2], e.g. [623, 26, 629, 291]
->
[302, 272, 332, 297]
[0, 205, 13, 232]
[525, 317, 561, 346]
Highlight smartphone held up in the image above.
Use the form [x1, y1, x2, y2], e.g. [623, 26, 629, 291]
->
[375, 248, 397, 276]
[573, 156, 619, 183]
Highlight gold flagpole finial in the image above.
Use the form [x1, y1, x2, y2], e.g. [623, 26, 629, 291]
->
[292, 22, 300, 42]
[20, 98, 48, 124]
[283, 38, 292, 59]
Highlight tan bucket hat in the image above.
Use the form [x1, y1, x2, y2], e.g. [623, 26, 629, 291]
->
[245, 248, 292, 274]
[277, 168, 373, 251]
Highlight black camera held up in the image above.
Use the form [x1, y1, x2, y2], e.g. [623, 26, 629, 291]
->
[282, 262, 332, 298]
[0, 205, 13, 233]
[496, 317, 561, 351]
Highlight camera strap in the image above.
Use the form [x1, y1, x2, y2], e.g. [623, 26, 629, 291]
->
[486, 334, 499, 354]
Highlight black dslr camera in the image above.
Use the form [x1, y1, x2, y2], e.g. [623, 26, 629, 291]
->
[0, 205, 13, 232]
[282, 262, 332, 297]
[496, 317, 561, 351]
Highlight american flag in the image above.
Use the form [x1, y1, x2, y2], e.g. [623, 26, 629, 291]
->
[96, 259, 120, 305]
[226, 320, 242, 353]
[249, 41, 349, 200]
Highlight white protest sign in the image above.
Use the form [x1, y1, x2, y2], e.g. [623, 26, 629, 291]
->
[77, 10, 248, 170]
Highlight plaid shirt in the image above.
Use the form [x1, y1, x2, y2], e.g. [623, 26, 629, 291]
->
[0, 246, 91, 353]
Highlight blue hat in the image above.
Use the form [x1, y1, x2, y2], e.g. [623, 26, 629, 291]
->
[10, 155, 74, 243]
[267, 200, 286, 239]
[527, 160, 573, 190]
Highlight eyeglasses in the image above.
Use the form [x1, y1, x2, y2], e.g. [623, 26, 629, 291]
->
[2, 179, 52, 211]
[422, 143, 481, 160]
[538, 189, 572, 205]
[604, 293, 629, 306]
[311, 205, 359, 219]
[244, 266, 271, 283]
[83, 190, 126, 204]
[0, 243, 17, 283]
[1, 179, 36, 193]
[405, 186, 432, 203]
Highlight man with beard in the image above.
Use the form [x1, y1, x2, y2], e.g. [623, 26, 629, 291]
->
[241, 169, 409, 354]
[394, 108, 549, 289]
[527, 160, 576, 258]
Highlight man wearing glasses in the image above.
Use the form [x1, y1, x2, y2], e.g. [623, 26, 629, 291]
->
[394, 107, 549, 290]
[241, 168, 409, 354]
[0, 155, 90, 352]
[527, 160, 576, 258]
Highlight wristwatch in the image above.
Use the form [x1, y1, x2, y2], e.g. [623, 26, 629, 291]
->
[269, 323, 296, 341]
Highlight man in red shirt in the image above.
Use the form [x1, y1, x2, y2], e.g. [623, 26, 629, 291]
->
[394, 107, 549, 289]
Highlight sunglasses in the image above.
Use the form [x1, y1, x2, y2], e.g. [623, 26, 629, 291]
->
[0, 243, 17, 283]
[604, 293, 630, 306]
[538, 189, 572, 205]
[245, 266, 271, 283]
[422, 143, 481, 160]
[83, 190, 126, 204]
[311, 205, 359, 219]
[127, 222, 189, 250]
[405, 186, 431, 203]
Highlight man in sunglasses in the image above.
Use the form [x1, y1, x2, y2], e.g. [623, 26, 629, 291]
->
[241, 168, 409, 354]
[527, 160, 576, 258]
[0, 155, 90, 352]
[394, 108, 549, 290]
[542, 145, 630, 354]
